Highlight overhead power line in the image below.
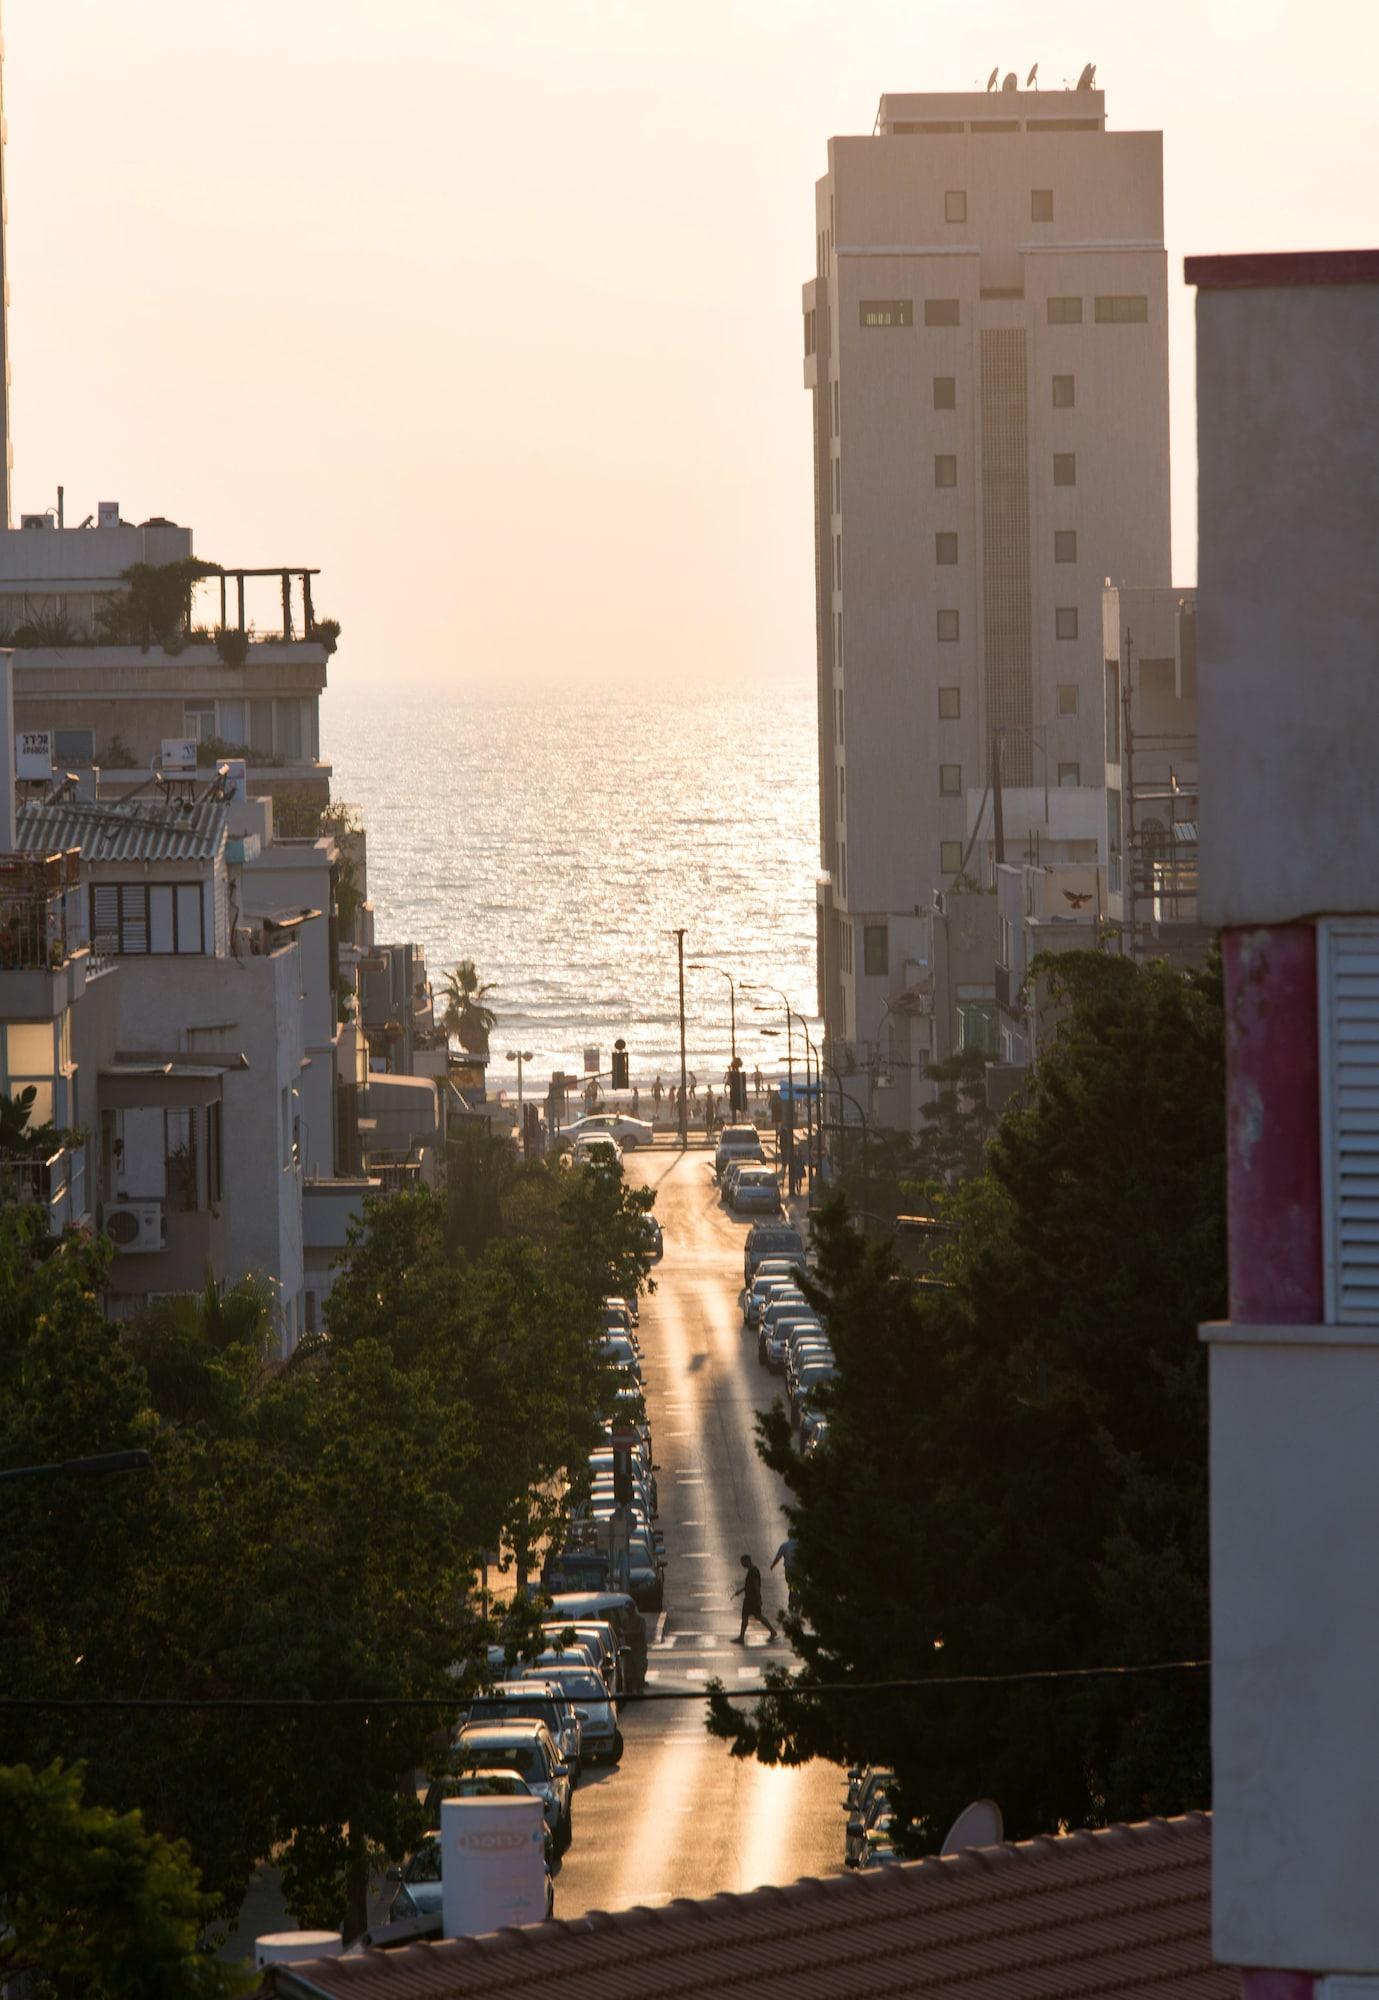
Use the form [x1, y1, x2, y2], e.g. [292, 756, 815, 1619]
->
[0, 1658, 1210, 1713]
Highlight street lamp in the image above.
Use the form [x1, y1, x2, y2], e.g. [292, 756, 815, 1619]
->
[506, 1050, 535, 1110]
[750, 987, 820, 1204]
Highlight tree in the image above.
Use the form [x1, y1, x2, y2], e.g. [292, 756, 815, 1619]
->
[438, 960, 498, 1055]
[709, 949, 1225, 1845]
[0, 1759, 241, 1998]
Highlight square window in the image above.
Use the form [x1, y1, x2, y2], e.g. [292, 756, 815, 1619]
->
[935, 531, 958, 565]
[925, 298, 960, 327]
[934, 454, 957, 488]
[1054, 529, 1077, 563]
[1094, 294, 1149, 323]
[933, 375, 956, 410]
[863, 924, 889, 977]
[937, 609, 960, 642]
[1047, 296, 1083, 324]
[860, 299, 913, 328]
[1053, 453, 1076, 486]
[1055, 606, 1079, 640]
[1031, 188, 1054, 222]
[939, 763, 962, 796]
[944, 190, 967, 223]
[1052, 374, 1075, 408]
[940, 840, 964, 874]
[1058, 761, 1081, 787]
[1056, 683, 1079, 716]
[938, 686, 961, 720]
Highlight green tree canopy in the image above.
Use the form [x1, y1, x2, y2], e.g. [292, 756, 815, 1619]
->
[710, 949, 1225, 1845]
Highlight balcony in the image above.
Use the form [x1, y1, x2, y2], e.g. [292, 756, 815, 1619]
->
[0, 851, 92, 1015]
[0, 1143, 86, 1234]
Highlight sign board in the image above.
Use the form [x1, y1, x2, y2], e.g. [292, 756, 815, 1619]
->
[584, 1046, 600, 1074]
[161, 738, 197, 777]
[16, 729, 52, 780]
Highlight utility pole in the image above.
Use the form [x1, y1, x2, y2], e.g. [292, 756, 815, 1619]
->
[675, 928, 689, 1151]
[1122, 625, 1137, 961]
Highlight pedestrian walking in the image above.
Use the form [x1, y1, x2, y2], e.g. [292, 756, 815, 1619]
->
[753, 1064, 764, 1099]
[732, 1552, 776, 1643]
[653, 1075, 663, 1112]
[632, 1086, 640, 1117]
[770, 1535, 799, 1610]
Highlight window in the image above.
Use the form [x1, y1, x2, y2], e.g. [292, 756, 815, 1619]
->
[1054, 529, 1077, 563]
[836, 687, 844, 741]
[1105, 660, 1120, 761]
[1094, 294, 1149, 323]
[940, 840, 964, 874]
[937, 610, 960, 642]
[832, 380, 840, 431]
[1053, 453, 1077, 486]
[90, 882, 205, 956]
[860, 299, 912, 327]
[1047, 296, 1083, 324]
[183, 704, 216, 744]
[1057, 683, 1079, 716]
[933, 375, 956, 410]
[925, 298, 961, 326]
[939, 763, 962, 796]
[863, 924, 889, 977]
[1052, 374, 1075, 408]
[935, 531, 958, 565]
[1058, 761, 1081, 787]
[934, 455, 957, 488]
[1031, 188, 1054, 221]
[1055, 606, 1079, 640]
[944, 190, 967, 223]
[804, 308, 816, 356]
[938, 686, 961, 720]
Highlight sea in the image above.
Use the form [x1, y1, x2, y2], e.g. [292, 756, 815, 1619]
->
[325, 686, 821, 1100]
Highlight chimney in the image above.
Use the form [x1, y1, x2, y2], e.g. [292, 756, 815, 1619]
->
[1190, 248, 1379, 1991]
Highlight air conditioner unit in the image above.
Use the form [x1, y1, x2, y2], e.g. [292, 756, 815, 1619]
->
[104, 1200, 165, 1254]
[19, 512, 53, 530]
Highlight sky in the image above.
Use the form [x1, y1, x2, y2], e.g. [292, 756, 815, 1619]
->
[5, 0, 1376, 695]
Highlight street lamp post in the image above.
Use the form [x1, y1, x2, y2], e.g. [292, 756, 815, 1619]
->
[750, 985, 815, 1200]
[674, 929, 689, 1151]
[506, 1049, 534, 1110]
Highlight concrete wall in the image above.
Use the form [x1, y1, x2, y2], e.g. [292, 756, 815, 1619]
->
[1196, 279, 1379, 926]
[235, 832, 338, 1178]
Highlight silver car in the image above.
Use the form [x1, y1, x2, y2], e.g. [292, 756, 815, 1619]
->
[516, 1661, 624, 1764]
[733, 1166, 783, 1215]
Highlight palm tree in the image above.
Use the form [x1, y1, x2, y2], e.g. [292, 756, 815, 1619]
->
[439, 960, 498, 1056]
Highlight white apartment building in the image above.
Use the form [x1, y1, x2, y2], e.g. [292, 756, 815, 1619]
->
[805, 79, 1171, 1094]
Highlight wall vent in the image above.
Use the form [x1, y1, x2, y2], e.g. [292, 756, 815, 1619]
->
[1319, 920, 1379, 1323]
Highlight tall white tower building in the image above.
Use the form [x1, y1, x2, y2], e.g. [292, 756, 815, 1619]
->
[804, 79, 1170, 1071]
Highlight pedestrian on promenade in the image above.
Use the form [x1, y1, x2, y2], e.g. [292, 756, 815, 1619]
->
[753, 1065, 764, 1099]
[653, 1075, 663, 1112]
[632, 1086, 640, 1117]
[770, 1535, 799, 1609]
[733, 1553, 776, 1643]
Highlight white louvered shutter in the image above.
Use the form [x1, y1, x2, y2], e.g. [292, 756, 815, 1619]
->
[1320, 921, 1379, 1323]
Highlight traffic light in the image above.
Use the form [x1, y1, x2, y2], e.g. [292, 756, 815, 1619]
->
[611, 1038, 630, 1090]
[728, 1058, 747, 1115]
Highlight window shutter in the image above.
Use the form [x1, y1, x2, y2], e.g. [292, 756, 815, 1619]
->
[1320, 920, 1379, 1323]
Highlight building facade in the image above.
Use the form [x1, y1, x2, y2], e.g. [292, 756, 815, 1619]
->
[805, 80, 1171, 1099]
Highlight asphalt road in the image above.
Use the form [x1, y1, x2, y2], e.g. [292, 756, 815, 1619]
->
[551, 1141, 845, 1916]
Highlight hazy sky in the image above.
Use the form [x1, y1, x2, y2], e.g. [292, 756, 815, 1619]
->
[7, 0, 1375, 694]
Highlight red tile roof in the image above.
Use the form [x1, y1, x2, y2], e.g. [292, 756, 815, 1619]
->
[269, 1813, 1227, 2000]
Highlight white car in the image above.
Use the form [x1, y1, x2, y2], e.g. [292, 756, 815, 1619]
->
[572, 1132, 623, 1171]
[565, 1113, 654, 1152]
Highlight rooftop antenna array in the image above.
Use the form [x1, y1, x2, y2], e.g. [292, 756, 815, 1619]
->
[1026, 63, 1039, 88]
[985, 66, 999, 91]
[1076, 61, 1097, 89]
[1001, 71, 1018, 91]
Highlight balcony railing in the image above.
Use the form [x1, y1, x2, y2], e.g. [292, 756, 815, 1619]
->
[0, 852, 83, 970]
[0, 1145, 84, 1234]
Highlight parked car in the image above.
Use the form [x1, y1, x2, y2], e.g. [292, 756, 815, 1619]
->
[451, 1721, 573, 1853]
[639, 1212, 664, 1258]
[791, 1362, 838, 1426]
[514, 1661, 624, 1763]
[714, 1125, 765, 1179]
[750, 1275, 809, 1329]
[541, 1617, 622, 1695]
[801, 1410, 831, 1455]
[844, 1766, 896, 1868]
[545, 1589, 648, 1692]
[598, 1334, 642, 1382]
[743, 1260, 805, 1323]
[744, 1223, 807, 1288]
[386, 1825, 556, 1924]
[606, 1292, 639, 1328]
[572, 1132, 622, 1171]
[413, 1765, 555, 1868]
[733, 1166, 782, 1215]
[458, 1684, 583, 1773]
[764, 1313, 822, 1370]
[564, 1112, 654, 1151]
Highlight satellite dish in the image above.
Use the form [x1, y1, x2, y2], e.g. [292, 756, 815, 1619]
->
[1026, 63, 1039, 88]
[941, 1799, 1004, 1856]
[1076, 61, 1097, 89]
[1002, 71, 1017, 91]
[986, 66, 999, 91]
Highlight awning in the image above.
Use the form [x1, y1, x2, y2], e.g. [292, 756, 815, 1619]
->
[99, 1063, 229, 1111]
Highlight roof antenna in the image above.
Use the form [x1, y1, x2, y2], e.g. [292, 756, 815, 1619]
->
[1076, 61, 1097, 89]
[1026, 63, 1039, 89]
[1001, 71, 1018, 92]
[985, 66, 999, 91]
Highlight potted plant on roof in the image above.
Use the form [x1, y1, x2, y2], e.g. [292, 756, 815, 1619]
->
[440, 960, 497, 1058]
